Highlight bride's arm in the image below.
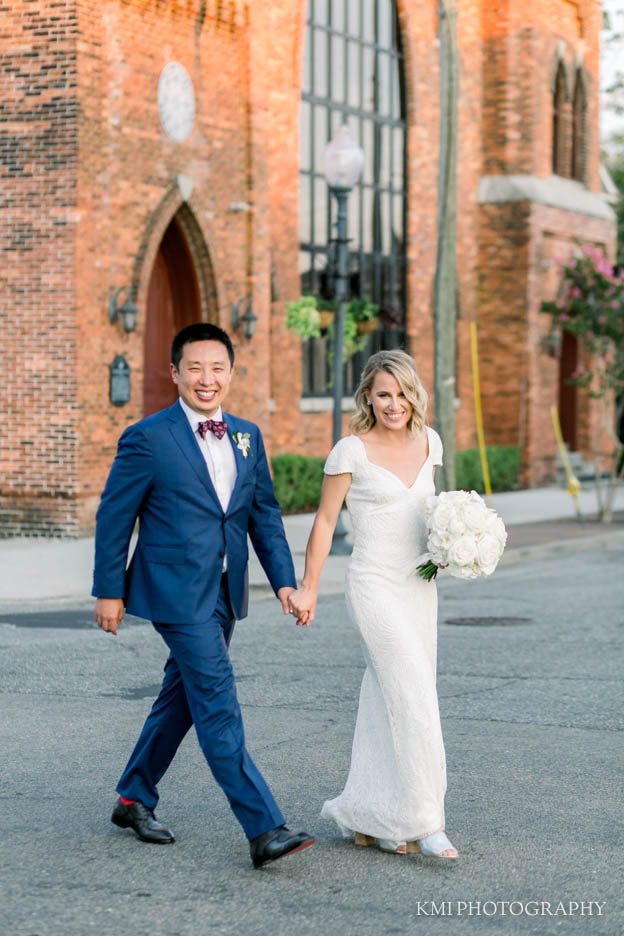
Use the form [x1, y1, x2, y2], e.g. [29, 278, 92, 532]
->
[288, 472, 352, 624]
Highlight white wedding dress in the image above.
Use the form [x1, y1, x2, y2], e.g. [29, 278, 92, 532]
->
[321, 427, 447, 842]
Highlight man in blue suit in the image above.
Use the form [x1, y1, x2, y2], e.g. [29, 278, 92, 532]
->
[93, 323, 314, 868]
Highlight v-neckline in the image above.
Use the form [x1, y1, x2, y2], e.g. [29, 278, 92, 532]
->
[355, 429, 431, 490]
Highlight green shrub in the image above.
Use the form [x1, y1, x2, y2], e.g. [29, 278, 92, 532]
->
[271, 445, 521, 514]
[455, 445, 521, 493]
[271, 453, 325, 514]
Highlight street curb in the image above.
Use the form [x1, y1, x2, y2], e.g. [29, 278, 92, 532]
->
[498, 529, 624, 568]
[0, 529, 621, 614]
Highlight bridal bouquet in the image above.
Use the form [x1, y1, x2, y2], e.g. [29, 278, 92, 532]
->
[417, 490, 507, 581]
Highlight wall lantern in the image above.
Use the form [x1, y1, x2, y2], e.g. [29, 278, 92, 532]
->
[231, 295, 258, 340]
[541, 325, 562, 358]
[109, 286, 139, 333]
[109, 355, 131, 407]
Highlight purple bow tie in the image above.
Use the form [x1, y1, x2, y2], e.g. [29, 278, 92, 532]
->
[198, 418, 228, 440]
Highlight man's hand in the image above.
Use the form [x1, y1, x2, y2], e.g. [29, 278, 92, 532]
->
[287, 585, 317, 627]
[277, 586, 308, 627]
[95, 598, 125, 636]
[277, 587, 295, 615]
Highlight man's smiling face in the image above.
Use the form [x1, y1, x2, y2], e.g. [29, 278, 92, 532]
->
[170, 339, 234, 416]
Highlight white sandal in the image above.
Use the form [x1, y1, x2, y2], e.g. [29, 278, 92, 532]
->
[407, 830, 459, 860]
[354, 832, 407, 854]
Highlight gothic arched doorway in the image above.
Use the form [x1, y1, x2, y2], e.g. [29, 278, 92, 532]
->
[559, 330, 579, 450]
[143, 215, 202, 415]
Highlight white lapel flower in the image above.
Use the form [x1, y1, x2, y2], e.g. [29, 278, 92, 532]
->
[232, 431, 251, 458]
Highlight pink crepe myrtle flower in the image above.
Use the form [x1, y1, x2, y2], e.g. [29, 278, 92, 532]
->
[581, 243, 604, 263]
[595, 259, 613, 278]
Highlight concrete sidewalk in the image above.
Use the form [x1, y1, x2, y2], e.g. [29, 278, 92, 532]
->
[0, 485, 622, 606]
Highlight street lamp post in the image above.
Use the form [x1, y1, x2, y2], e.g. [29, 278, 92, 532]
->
[324, 125, 364, 554]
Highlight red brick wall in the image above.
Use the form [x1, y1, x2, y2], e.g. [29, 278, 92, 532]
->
[72, 0, 256, 531]
[475, 0, 615, 485]
[0, 0, 80, 535]
[0, 0, 616, 535]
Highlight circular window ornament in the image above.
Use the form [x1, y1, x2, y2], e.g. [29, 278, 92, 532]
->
[157, 62, 195, 143]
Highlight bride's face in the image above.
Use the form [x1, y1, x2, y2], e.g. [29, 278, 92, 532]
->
[368, 371, 412, 431]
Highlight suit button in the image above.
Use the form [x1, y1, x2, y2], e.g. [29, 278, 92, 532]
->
[218, 551, 225, 558]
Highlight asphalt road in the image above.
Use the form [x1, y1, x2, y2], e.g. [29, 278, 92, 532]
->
[1, 541, 622, 936]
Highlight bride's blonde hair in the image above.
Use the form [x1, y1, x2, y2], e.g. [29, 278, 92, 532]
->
[350, 350, 428, 435]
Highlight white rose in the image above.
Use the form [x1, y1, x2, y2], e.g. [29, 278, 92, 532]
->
[432, 501, 453, 531]
[483, 512, 506, 544]
[428, 531, 449, 565]
[462, 502, 488, 533]
[448, 513, 467, 535]
[451, 563, 479, 580]
[447, 534, 478, 567]
[476, 533, 503, 573]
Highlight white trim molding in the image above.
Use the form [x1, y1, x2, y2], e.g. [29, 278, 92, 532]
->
[478, 174, 615, 221]
[298, 397, 358, 413]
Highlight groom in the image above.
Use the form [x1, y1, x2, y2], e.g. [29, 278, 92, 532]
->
[92, 322, 314, 868]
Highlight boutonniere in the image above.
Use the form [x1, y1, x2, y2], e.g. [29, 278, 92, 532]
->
[232, 431, 251, 458]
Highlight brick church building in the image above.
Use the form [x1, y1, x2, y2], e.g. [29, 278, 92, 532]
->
[0, 0, 615, 535]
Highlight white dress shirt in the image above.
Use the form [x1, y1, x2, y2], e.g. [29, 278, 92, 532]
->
[179, 398, 238, 569]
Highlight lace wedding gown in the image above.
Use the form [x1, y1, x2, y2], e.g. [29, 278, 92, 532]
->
[321, 427, 447, 842]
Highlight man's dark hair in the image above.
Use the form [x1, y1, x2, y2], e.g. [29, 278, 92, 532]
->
[171, 323, 235, 370]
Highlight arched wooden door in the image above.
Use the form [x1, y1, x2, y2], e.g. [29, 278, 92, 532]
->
[143, 215, 201, 415]
[558, 330, 578, 450]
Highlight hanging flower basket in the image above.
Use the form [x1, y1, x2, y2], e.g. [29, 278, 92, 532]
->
[286, 294, 379, 360]
[356, 316, 380, 335]
[318, 308, 335, 331]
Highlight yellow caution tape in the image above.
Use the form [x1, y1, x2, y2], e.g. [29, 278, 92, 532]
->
[550, 405, 581, 515]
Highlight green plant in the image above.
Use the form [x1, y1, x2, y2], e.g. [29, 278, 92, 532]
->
[285, 295, 379, 362]
[271, 453, 325, 514]
[540, 244, 624, 519]
[271, 445, 521, 512]
[455, 446, 521, 494]
[285, 295, 321, 340]
[347, 297, 379, 323]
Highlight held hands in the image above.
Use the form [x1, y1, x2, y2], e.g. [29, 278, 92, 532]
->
[95, 598, 125, 636]
[287, 584, 317, 627]
[277, 587, 308, 628]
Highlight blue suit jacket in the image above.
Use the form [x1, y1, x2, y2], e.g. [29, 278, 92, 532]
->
[92, 400, 296, 623]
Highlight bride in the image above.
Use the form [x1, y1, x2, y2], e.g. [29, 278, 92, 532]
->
[288, 350, 458, 859]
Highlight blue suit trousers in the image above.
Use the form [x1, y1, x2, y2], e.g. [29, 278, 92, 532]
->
[116, 576, 284, 840]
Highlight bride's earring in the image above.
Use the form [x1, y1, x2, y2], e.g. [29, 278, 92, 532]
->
[366, 400, 372, 406]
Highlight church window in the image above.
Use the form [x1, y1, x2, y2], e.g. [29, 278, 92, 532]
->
[299, 0, 407, 396]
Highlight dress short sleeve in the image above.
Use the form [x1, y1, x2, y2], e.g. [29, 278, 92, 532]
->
[324, 436, 358, 475]
[428, 427, 443, 467]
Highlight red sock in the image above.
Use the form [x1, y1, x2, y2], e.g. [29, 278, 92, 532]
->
[119, 796, 136, 806]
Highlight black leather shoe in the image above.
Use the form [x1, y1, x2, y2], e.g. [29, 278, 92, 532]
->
[249, 825, 315, 868]
[111, 799, 175, 844]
